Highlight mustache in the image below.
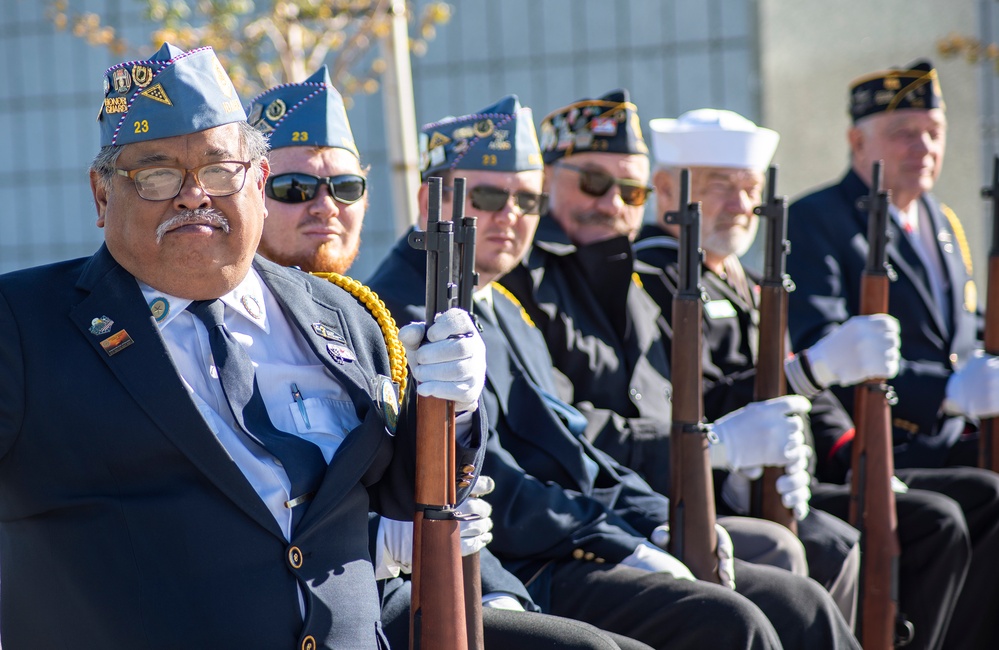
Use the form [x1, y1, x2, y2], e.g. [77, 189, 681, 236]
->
[156, 208, 230, 243]
[572, 210, 620, 227]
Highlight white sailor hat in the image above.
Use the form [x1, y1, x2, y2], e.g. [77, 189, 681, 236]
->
[648, 109, 779, 171]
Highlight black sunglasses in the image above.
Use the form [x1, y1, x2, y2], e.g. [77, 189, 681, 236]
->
[556, 162, 653, 206]
[457, 185, 549, 215]
[266, 173, 366, 204]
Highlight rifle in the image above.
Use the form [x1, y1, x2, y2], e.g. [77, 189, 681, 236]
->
[451, 181, 484, 650]
[751, 165, 798, 533]
[665, 169, 720, 583]
[850, 160, 912, 648]
[407, 176, 479, 650]
[979, 155, 999, 471]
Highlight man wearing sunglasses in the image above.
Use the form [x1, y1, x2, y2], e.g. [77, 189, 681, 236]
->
[251, 78, 656, 650]
[0, 46, 490, 649]
[369, 95, 860, 650]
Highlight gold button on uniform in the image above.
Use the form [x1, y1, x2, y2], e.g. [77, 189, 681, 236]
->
[583, 551, 595, 561]
[288, 546, 304, 569]
[572, 548, 584, 560]
[302, 635, 316, 650]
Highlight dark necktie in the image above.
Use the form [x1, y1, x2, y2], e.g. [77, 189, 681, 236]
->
[187, 299, 326, 527]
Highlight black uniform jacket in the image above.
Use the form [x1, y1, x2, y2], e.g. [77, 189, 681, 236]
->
[368, 232, 670, 611]
[498, 216, 677, 495]
[0, 246, 484, 649]
[787, 169, 980, 469]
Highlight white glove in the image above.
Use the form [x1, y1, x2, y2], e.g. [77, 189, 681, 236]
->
[648, 522, 736, 590]
[378, 476, 495, 576]
[943, 350, 999, 419]
[620, 541, 696, 582]
[721, 451, 811, 522]
[455, 475, 495, 556]
[398, 308, 486, 413]
[797, 314, 901, 393]
[709, 395, 812, 474]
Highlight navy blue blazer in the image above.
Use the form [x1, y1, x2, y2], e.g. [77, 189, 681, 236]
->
[0, 246, 484, 649]
[368, 233, 670, 611]
[787, 169, 980, 468]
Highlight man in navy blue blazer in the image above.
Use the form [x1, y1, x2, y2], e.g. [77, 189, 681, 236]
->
[787, 60, 999, 649]
[0, 44, 486, 649]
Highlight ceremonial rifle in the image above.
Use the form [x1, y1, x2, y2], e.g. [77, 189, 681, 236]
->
[665, 169, 720, 583]
[407, 177, 480, 650]
[751, 165, 798, 533]
[979, 155, 999, 471]
[850, 160, 912, 648]
[452, 184, 485, 650]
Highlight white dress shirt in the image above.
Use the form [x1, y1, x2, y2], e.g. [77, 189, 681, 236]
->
[139, 269, 361, 541]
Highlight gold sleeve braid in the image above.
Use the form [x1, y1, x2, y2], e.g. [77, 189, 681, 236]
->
[311, 272, 407, 397]
[941, 204, 974, 276]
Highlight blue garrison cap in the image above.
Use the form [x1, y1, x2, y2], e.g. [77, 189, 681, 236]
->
[246, 66, 358, 157]
[419, 95, 544, 180]
[98, 43, 246, 147]
[539, 89, 648, 164]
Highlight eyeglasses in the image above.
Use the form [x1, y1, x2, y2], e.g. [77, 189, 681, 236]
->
[556, 162, 653, 206]
[265, 173, 367, 205]
[450, 185, 548, 215]
[115, 161, 251, 201]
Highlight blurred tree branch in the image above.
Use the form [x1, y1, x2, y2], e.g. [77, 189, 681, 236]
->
[48, 0, 451, 105]
[938, 31, 999, 73]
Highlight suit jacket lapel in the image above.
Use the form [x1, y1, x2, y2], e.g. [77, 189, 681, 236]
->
[70, 247, 283, 538]
[254, 260, 391, 529]
[924, 195, 966, 333]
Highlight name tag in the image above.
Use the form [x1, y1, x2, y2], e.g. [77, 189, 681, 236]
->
[704, 299, 737, 320]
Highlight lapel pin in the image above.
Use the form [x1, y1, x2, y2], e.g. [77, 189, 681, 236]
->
[100, 330, 134, 356]
[89, 315, 114, 336]
[149, 297, 170, 322]
[312, 322, 347, 344]
[326, 343, 356, 365]
[241, 294, 263, 320]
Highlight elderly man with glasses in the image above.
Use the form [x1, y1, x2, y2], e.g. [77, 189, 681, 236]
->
[0, 46, 488, 649]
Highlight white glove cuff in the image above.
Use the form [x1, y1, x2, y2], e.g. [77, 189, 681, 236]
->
[784, 352, 824, 399]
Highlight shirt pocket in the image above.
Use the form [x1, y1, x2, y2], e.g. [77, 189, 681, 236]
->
[287, 397, 363, 461]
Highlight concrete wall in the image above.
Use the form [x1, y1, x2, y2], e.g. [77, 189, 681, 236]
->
[759, 0, 988, 286]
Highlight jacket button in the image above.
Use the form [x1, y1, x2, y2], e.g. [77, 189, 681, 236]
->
[572, 548, 584, 560]
[583, 551, 596, 561]
[302, 635, 316, 650]
[288, 546, 304, 569]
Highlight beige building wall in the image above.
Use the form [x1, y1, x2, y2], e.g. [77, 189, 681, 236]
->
[758, 0, 988, 287]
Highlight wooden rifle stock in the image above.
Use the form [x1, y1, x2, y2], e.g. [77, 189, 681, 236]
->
[751, 165, 798, 533]
[665, 169, 720, 583]
[407, 177, 470, 650]
[979, 155, 999, 471]
[850, 161, 911, 649]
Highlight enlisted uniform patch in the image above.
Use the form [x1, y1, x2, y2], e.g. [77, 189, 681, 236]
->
[326, 343, 356, 365]
[100, 330, 134, 356]
[149, 297, 170, 322]
[89, 315, 114, 336]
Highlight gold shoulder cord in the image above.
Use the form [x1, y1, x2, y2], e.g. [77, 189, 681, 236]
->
[490, 281, 536, 328]
[941, 204, 974, 276]
[312, 272, 407, 397]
